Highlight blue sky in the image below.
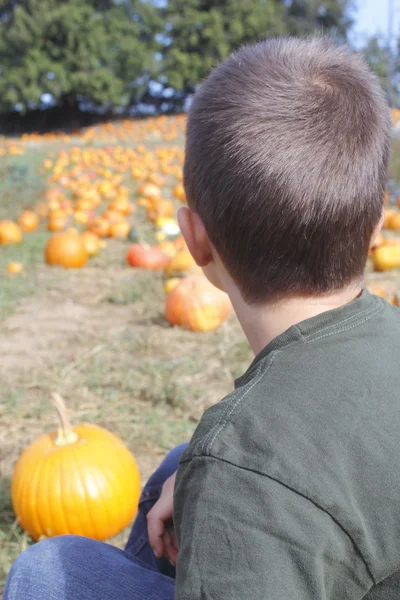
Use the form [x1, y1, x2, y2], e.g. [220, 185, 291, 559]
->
[350, 0, 390, 47]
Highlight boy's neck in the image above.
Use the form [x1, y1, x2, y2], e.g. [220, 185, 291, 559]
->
[230, 283, 364, 355]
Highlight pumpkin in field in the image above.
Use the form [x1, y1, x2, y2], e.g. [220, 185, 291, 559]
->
[384, 209, 397, 227]
[48, 210, 68, 232]
[18, 210, 39, 233]
[173, 183, 186, 203]
[164, 247, 197, 276]
[164, 277, 181, 294]
[387, 212, 400, 231]
[127, 244, 170, 270]
[88, 217, 111, 238]
[0, 221, 22, 244]
[81, 231, 100, 256]
[45, 231, 88, 268]
[102, 209, 125, 224]
[110, 220, 131, 239]
[109, 197, 134, 216]
[165, 275, 232, 332]
[373, 244, 400, 272]
[158, 241, 177, 258]
[137, 183, 161, 199]
[7, 262, 23, 274]
[147, 199, 174, 222]
[11, 393, 141, 542]
[155, 218, 181, 241]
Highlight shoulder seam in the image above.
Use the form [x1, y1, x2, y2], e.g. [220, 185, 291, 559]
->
[204, 352, 278, 455]
[204, 306, 383, 456]
[304, 305, 383, 344]
[301, 304, 381, 340]
[180, 454, 376, 585]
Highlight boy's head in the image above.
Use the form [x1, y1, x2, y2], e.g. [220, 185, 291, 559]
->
[179, 37, 391, 304]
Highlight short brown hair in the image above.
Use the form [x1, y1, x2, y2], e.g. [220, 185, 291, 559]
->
[184, 37, 391, 303]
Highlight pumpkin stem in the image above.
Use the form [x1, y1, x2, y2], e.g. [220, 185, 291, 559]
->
[51, 392, 79, 446]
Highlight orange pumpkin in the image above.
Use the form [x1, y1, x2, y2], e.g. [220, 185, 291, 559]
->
[109, 197, 134, 216]
[164, 247, 197, 276]
[127, 244, 170, 270]
[173, 183, 186, 203]
[147, 199, 175, 222]
[45, 232, 88, 268]
[81, 231, 100, 256]
[158, 241, 177, 258]
[89, 217, 111, 238]
[373, 244, 400, 272]
[102, 209, 125, 223]
[0, 221, 22, 244]
[164, 277, 181, 294]
[165, 275, 232, 332]
[383, 209, 397, 228]
[47, 215, 68, 232]
[7, 262, 23, 274]
[110, 220, 131, 239]
[387, 212, 400, 231]
[12, 393, 141, 542]
[18, 210, 39, 232]
[137, 183, 162, 198]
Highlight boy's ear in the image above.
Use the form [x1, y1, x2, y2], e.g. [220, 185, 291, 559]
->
[177, 207, 213, 267]
[369, 211, 384, 249]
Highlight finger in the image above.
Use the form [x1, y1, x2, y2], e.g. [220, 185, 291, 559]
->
[163, 529, 178, 567]
[146, 511, 165, 558]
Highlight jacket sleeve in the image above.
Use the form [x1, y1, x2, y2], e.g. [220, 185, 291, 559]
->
[173, 455, 373, 600]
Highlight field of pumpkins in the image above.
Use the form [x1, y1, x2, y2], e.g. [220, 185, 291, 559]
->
[1, 114, 400, 591]
[0, 115, 247, 591]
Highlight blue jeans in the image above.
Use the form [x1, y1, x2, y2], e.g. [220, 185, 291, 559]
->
[4, 443, 189, 600]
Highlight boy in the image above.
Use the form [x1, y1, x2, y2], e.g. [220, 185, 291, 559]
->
[5, 36, 399, 599]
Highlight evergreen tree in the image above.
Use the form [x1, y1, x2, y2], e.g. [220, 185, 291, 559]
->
[0, 0, 159, 113]
[158, 0, 354, 102]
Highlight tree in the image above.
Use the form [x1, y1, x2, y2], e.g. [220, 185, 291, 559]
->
[284, 0, 353, 40]
[361, 37, 390, 98]
[0, 0, 159, 114]
[157, 0, 354, 105]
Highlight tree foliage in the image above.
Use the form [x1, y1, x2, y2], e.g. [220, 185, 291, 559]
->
[0, 0, 355, 116]
[158, 0, 354, 96]
[0, 0, 159, 113]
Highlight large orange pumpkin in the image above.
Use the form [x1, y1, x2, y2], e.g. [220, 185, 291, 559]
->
[18, 210, 39, 232]
[0, 221, 22, 244]
[127, 244, 170, 270]
[45, 232, 88, 268]
[165, 275, 232, 332]
[12, 393, 141, 542]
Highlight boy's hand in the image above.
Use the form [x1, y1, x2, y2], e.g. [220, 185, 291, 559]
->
[147, 471, 179, 565]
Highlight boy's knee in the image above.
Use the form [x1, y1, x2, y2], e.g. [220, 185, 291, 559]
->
[4, 535, 82, 600]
